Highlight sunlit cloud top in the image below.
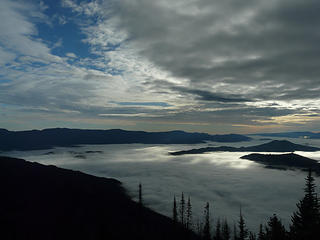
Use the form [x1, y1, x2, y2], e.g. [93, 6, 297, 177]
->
[1, 0, 319, 133]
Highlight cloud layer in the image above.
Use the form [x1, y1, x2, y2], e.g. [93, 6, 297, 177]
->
[0, 0, 320, 132]
[6, 141, 320, 231]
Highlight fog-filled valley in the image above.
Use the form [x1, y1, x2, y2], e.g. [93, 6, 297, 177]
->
[4, 136, 320, 232]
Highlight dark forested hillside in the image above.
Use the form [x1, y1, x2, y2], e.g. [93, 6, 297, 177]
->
[0, 128, 251, 151]
[0, 156, 199, 240]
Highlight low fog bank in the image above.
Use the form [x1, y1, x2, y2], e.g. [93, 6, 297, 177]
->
[4, 138, 320, 232]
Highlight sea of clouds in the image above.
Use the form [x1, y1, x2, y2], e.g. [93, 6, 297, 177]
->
[4, 137, 320, 232]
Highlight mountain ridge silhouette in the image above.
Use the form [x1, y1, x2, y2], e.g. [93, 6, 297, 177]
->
[0, 128, 251, 151]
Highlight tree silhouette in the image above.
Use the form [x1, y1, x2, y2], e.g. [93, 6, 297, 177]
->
[290, 169, 320, 240]
[249, 232, 256, 240]
[238, 208, 248, 240]
[214, 218, 222, 240]
[221, 219, 231, 240]
[173, 195, 178, 224]
[203, 202, 211, 240]
[265, 214, 287, 240]
[196, 218, 203, 237]
[257, 224, 266, 240]
[186, 196, 192, 230]
[179, 192, 185, 226]
[233, 223, 238, 240]
[139, 183, 142, 206]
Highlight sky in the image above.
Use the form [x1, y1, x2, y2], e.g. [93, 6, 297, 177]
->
[0, 0, 320, 134]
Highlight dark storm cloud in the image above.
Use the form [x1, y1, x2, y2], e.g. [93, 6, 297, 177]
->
[171, 86, 251, 102]
[144, 80, 251, 102]
[116, 0, 320, 101]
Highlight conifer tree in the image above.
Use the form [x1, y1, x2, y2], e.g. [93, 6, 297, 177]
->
[138, 183, 142, 206]
[203, 202, 211, 240]
[214, 218, 222, 240]
[257, 224, 266, 240]
[233, 223, 238, 240]
[248, 232, 256, 240]
[238, 208, 248, 240]
[186, 196, 192, 230]
[179, 192, 185, 226]
[222, 219, 231, 240]
[264, 214, 287, 240]
[173, 195, 178, 224]
[196, 218, 203, 237]
[290, 169, 320, 240]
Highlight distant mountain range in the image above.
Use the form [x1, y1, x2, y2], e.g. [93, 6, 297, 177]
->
[170, 140, 320, 155]
[251, 131, 320, 139]
[0, 128, 251, 151]
[241, 153, 320, 175]
[0, 156, 199, 240]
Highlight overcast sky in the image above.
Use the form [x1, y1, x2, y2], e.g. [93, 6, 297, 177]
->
[0, 0, 319, 133]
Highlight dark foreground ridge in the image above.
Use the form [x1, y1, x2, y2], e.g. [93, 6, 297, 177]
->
[0, 156, 199, 240]
[241, 153, 320, 175]
[170, 140, 320, 155]
[0, 128, 251, 151]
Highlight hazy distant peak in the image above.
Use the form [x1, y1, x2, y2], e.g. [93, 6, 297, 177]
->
[252, 132, 320, 139]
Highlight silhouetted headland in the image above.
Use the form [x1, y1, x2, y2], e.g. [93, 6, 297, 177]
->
[0, 156, 199, 240]
[0, 128, 251, 151]
[241, 153, 320, 175]
[170, 140, 320, 155]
